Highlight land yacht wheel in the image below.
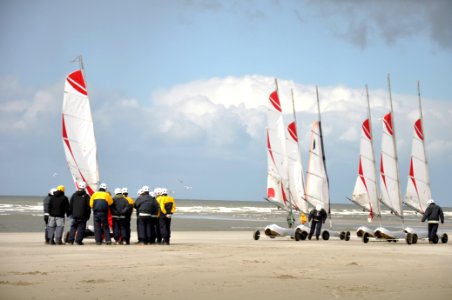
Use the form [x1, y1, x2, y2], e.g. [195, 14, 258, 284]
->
[300, 231, 307, 240]
[294, 230, 301, 241]
[345, 231, 351, 241]
[441, 233, 448, 244]
[362, 232, 369, 244]
[412, 234, 418, 244]
[339, 232, 345, 240]
[432, 235, 439, 244]
[253, 230, 260, 240]
[322, 230, 330, 241]
[405, 233, 413, 245]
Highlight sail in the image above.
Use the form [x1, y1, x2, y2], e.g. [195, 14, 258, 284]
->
[379, 112, 403, 217]
[404, 88, 431, 213]
[305, 120, 330, 213]
[62, 69, 99, 196]
[266, 89, 289, 209]
[351, 86, 381, 221]
[286, 118, 308, 213]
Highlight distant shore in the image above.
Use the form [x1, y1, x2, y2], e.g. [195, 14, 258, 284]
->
[1, 232, 451, 300]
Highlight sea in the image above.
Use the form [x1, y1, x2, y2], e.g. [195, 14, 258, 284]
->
[1, 196, 451, 233]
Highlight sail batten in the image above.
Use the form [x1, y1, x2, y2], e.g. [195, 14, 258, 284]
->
[62, 66, 99, 196]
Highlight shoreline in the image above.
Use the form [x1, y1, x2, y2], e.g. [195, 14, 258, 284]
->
[1, 232, 451, 300]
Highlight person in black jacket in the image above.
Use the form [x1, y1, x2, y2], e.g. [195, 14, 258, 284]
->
[111, 188, 132, 244]
[67, 182, 91, 245]
[43, 188, 56, 244]
[47, 185, 70, 245]
[308, 204, 328, 240]
[134, 186, 160, 245]
[422, 199, 445, 244]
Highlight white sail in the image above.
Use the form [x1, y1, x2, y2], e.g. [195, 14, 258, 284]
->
[285, 90, 308, 213]
[266, 86, 289, 209]
[404, 82, 431, 213]
[379, 111, 403, 217]
[62, 67, 99, 196]
[351, 86, 381, 221]
[305, 87, 330, 214]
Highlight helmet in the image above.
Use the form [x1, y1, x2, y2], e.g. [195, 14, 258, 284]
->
[50, 188, 57, 195]
[79, 182, 87, 189]
[154, 188, 162, 195]
[315, 204, 322, 211]
[161, 188, 168, 195]
[150, 191, 156, 197]
[137, 189, 142, 195]
[427, 199, 435, 204]
[57, 185, 65, 192]
[99, 183, 107, 190]
[122, 187, 128, 194]
[142, 186, 149, 192]
[114, 188, 122, 195]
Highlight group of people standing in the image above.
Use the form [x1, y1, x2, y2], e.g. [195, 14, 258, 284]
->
[43, 183, 176, 246]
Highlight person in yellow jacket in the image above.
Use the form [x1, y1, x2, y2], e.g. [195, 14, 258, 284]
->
[122, 187, 134, 245]
[158, 188, 176, 245]
[90, 183, 113, 245]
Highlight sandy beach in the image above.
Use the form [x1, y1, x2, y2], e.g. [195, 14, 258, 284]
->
[1, 232, 451, 300]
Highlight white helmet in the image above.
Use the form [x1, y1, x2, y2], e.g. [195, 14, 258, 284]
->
[427, 199, 435, 204]
[50, 188, 57, 195]
[122, 187, 128, 194]
[150, 191, 156, 197]
[161, 188, 168, 195]
[99, 183, 107, 190]
[79, 182, 87, 189]
[316, 204, 322, 211]
[137, 189, 143, 195]
[114, 188, 122, 195]
[142, 185, 150, 192]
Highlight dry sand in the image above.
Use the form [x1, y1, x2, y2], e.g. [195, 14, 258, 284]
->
[0, 232, 451, 300]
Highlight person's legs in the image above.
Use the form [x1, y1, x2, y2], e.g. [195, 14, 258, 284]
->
[54, 217, 65, 244]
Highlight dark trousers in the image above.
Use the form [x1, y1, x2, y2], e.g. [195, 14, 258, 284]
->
[68, 218, 87, 243]
[138, 217, 155, 244]
[94, 212, 111, 243]
[155, 218, 162, 243]
[113, 218, 128, 243]
[44, 216, 51, 242]
[159, 216, 172, 244]
[309, 220, 322, 239]
[428, 223, 439, 242]
[125, 216, 131, 244]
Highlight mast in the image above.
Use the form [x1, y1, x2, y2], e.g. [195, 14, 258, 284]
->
[387, 74, 404, 225]
[417, 81, 431, 197]
[316, 86, 332, 224]
[366, 84, 382, 226]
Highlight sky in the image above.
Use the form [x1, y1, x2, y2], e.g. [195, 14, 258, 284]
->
[1, 0, 451, 207]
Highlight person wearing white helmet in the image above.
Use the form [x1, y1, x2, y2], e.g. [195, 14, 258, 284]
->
[307, 204, 328, 240]
[153, 188, 163, 243]
[422, 199, 445, 244]
[67, 182, 91, 245]
[158, 188, 176, 245]
[122, 188, 134, 245]
[134, 185, 160, 245]
[110, 188, 132, 245]
[43, 188, 56, 244]
[90, 183, 113, 245]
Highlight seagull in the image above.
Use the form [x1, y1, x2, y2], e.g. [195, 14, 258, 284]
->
[52, 172, 58, 177]
[184, 185, 192, 190]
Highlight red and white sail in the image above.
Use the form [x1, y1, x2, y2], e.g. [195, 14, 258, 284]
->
[351, 86, 380, 221]
[62, 68, 99, 196]
[285, 90, 308, 213]
[305, 87, 330, 214]
[379, 111, 403, 217]
[404, 82, 431, 214]
[266, 85, 289, 209]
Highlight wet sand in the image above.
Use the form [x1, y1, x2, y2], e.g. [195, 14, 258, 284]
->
[0, 232, 451, 300]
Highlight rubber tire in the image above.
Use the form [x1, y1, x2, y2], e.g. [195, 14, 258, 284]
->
[441, 233, 448, 244]
[406, 233, 413, 245]
[412, 234, 418, 244]
[253, 230, 260, 240]
[432, 234, 439, 244]
[300, 231, 307, 240]
[345, 231, 351, 241]
[322, 230, 330, 241]
[362, 232, 369, 244]
[294, 230, 301, 241]
[339, 232, 345, 240]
